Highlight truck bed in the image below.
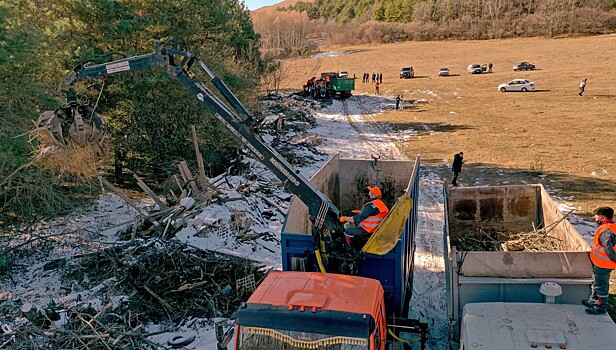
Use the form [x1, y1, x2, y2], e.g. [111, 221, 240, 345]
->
[282, 154, 420, 317]
[444, 184, 593, 339]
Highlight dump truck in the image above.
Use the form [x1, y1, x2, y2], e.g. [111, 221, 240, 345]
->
[303, 72, 355, 101]
[443, 184, 610, 347]
[230, 154, 429, 349]
[320, 72, 355, 98]
[40, 39, 427, 349]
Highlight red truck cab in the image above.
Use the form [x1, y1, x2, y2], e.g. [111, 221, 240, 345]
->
[234, 271, 387, 350]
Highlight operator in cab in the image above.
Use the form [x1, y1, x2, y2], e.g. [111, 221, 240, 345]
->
[339, 186, 389, 250]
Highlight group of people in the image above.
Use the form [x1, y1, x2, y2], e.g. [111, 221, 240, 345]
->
[362, 72, 383, 84]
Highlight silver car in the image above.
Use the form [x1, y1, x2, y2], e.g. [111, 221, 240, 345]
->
[498, 79, 535, 92]
[467, 64, 482, 74]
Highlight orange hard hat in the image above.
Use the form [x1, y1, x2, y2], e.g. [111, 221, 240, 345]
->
[367, 186, 382, 197]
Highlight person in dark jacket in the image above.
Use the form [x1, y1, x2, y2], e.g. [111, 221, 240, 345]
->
[452, 152, 464, 186]
[583, 206, 616, 315]
[340, 186, 389, 250]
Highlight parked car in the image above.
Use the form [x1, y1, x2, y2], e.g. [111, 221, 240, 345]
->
[512, 62, 536, 71]
[400, 66, 414, 79]
[498, 79, 535, 92]
[338, 71, 348, 78]
[439, 68, 450, 76]
[467, 64, 482, 74]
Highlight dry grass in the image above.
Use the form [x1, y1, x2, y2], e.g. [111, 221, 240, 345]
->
[34, 130, 107, 179]
[281, 35, 616, 216]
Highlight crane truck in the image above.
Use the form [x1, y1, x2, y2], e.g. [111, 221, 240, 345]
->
[41, 38, 428, 349]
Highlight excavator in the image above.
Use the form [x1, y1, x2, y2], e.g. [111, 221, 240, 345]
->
[39, 38, 349, 270]
[41, 38, 428, 349]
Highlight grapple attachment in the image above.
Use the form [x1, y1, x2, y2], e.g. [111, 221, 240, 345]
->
[38, 102, 106, 147]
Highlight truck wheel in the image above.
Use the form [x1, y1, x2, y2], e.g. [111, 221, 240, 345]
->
[521, 87, 528, 92]
[500, 87, 506, 92]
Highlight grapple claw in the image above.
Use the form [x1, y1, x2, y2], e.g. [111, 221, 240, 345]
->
[37, 103, 106, 148]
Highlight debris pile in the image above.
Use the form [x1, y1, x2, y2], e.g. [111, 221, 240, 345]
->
[452, 211, 573, 252]
[258, 96, 327, 167]
[452, 228, 565, 252]
[3, 239, 265, 350]
[0, 94, 330, 349]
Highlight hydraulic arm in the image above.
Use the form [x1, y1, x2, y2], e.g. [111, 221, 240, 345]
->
[49, 39, 342, 257]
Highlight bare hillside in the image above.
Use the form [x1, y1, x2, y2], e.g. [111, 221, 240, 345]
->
[250, 0, 312, 14]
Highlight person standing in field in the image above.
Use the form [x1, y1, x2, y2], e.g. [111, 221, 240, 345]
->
[379, 73, 383, 84]
[452, 152, 464, 186]
[489, 62, 493, 73]
[395, 95, 401, 110]
[375, 81, 380, 95]
[579, 79, 587, 96]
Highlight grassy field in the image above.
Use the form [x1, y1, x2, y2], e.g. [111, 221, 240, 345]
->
[281, 35, 616, 217]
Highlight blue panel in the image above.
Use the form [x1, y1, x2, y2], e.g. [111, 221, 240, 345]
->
[281, 233, 314, 272]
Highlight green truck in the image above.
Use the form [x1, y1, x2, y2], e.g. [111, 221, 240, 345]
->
[302, 72, 355, 102]
[320, 72, 355, 99]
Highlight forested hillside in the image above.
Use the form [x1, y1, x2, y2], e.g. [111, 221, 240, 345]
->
[284, 0, 616, 24]
[259, 0, 616, 51]
[0, 0, 263, 224]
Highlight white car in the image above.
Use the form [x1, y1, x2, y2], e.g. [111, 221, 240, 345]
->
[338, 71, 349, 78]
[498, 79, 535, 92]
[439, 68, 450, 76]
[467, 64, 482, 74]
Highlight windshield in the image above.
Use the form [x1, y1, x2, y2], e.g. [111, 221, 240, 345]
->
[237, 326, 369, 350]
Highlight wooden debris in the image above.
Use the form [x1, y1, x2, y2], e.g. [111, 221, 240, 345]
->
[192, 125, 209, 190]
[453, 210, 575, 252]
[178, 161, 200, 196]
[133, 174, 168, 210]
[98, 176, 160, 229]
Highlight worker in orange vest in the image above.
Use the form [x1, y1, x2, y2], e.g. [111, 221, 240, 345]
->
[340, 186, 389, 250]
[583, 206, 616, 315]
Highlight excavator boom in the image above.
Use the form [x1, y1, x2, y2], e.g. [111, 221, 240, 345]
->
[47, 39, 342, 257]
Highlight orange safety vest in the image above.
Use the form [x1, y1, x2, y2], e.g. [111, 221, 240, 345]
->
[590, 222, 616, 269]
[359, 199, 389, 233]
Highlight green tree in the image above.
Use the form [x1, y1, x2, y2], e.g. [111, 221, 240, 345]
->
[0, 0, 264, 224]
[373, 1, 386, 21]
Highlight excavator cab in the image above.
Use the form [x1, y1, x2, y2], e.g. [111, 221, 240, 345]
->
[38, 89, 106, 147]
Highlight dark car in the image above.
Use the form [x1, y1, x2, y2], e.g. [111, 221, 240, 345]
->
[512, 62, 536, 71]
[400, 67, 414, 79]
